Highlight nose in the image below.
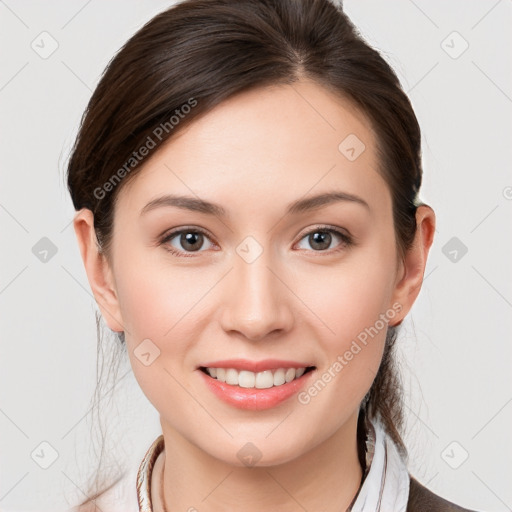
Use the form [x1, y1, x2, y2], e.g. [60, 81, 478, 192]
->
[219, 249, 294, 342]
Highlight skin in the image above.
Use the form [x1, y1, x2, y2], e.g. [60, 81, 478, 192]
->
[74, 79, 435, 511]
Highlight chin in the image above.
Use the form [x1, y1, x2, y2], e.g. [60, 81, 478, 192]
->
[208, 431, 316, 469]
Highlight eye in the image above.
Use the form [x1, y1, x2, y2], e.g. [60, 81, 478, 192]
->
[159, 225, 353, 258]
[295, 226, 353, 253]
[159, 227, 215, 257]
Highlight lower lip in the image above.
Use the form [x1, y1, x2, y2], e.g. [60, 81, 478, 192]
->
[198, 369, 315, 411]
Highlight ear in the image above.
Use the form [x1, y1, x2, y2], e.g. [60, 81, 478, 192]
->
[389, 205, 436, 326]
[73, 208, 125, 333]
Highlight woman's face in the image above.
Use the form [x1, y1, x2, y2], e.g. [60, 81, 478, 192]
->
[105, 80, 407, 466]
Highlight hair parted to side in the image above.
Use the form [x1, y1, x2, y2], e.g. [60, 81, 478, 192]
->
[66, 0, 424, 507]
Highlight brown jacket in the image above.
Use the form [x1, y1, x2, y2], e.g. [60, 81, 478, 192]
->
[407, 476, 479, 511]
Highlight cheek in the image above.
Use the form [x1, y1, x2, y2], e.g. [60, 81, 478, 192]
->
[113, 242, 204, 340]
[294, 244, 397, 347]
[115, 271, 171, 339]
[112, 254, 200, 418]
[110, 252, 194, 406]
[292, 237, 396, 405]
[295, 264, 391, 427]
[112, 246, 222, 394]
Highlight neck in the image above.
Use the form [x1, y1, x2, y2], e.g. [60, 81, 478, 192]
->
[152, 411, 364, 512]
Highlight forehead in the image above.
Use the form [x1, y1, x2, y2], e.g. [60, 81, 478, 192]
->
[116, 80, 390, 219]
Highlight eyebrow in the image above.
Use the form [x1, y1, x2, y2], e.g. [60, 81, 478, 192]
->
[140, 190, 370, 218]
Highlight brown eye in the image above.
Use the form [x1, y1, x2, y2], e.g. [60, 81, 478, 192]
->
[179, 232, 204, 251]
[296, 227, 352, 253]
[308, 231, 332, 251]
[160, 228, 214, 256]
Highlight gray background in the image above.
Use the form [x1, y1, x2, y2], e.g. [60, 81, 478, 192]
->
[1, 0, 511, 510]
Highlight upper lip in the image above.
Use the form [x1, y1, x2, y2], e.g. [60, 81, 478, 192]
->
[198, 359, 315, 373]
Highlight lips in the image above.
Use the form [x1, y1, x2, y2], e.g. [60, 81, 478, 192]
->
[197, 359, 316, 410]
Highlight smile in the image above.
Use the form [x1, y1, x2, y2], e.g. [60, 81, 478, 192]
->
[200, 366, 314, 389]
[197, 360, 317, 410]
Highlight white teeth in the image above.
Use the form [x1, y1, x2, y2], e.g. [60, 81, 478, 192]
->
[273, 368, 286, 386]
[256, 370, 273, 389]
[225, 368, 238, 385]
[285, 368, 296, 382]
[206, 367, 309, 388]
[238, 370, 255, 388]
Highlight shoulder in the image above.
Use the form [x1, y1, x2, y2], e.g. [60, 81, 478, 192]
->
[407, 475, 480, 512]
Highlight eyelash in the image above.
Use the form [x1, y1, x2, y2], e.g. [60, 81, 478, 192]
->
[159, 225, 353, 258]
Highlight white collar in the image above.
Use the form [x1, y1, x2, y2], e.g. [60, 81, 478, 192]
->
[349, 415, 410, 511]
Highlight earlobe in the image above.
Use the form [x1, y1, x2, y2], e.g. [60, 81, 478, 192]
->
[73, 208, 125, 333]
[389, 205, 436, 326]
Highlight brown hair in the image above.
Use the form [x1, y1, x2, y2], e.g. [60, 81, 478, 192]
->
[67, 0, 423, 507]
